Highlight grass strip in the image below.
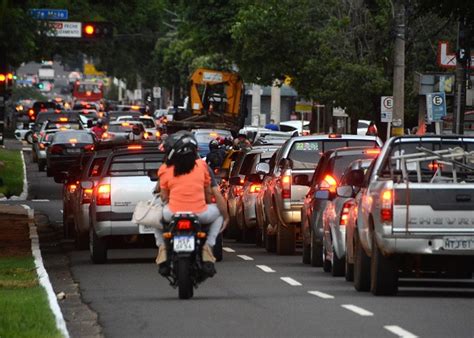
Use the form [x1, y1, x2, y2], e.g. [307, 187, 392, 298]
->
[0, 256, 61, 338]
[0, 149, 23, 197]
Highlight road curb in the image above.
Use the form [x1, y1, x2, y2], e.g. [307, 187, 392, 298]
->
[23, 204, 70, 338]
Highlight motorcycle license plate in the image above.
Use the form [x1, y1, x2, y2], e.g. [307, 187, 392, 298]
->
[173, 236, 195, 252]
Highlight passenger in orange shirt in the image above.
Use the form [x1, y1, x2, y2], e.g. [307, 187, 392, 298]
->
[154, 131, 228, 274]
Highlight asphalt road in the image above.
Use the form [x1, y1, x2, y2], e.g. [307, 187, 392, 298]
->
[3, 140, 474, 337]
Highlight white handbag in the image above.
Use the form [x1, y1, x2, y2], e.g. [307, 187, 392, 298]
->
[132, 195, 164, 229]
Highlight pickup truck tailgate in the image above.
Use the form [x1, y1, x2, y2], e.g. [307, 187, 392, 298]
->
[110, 176, 155, 214]
[393, 183, 474, 233]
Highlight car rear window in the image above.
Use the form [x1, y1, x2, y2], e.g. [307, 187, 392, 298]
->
[140, 119, 155, 128]
[54, 132, 93, 144]
[289, 139, 379, 169]
[330, 154, 378, 181]
[108, 124, 141, 132]
[108, 154, 164, 177]
[88, 158, 106, 177]
[46, 122, 81, 130]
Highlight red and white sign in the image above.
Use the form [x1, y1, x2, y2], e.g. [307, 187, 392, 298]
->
[438, 41, 474, 69]
[47, 21, 82, 38]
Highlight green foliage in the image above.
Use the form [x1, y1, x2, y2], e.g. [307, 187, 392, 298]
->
[0, 149, 24, 197]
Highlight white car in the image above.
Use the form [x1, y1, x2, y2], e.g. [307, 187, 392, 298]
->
[115, 115, 159, 140]
[279, 120, 310, 135]
[357, 120, 371, 135]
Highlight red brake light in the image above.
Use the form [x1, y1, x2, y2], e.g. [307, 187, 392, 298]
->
[84, 144, 95, 152]
[320, 174, 337, 193]
[155, 131, 161, 138]
[128, 145, 142, 150]
[82, 188, 93, 204]
[365, 148, 380, 155]
[143, 132, 150, 139]
[281, 172, 292, 199]
[68, 184, 77, 193]
[97, 184, 111, 206]
[101, 132, 109, 139]
[249, 183, 261, 193]
[381, 190, 393, 223]
[28, 109, 34, 116]
[177, 219, 192, 231]
[428, 161, 442, 171]
[339, 201, 354, 227]
[328, 134, 341, 138]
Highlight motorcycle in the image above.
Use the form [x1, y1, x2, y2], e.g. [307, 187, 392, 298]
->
[160, 212, 217, 299]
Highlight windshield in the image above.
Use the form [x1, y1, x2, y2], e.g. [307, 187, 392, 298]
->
[140, 119, 155, 128]
[54, 132, 93, 144]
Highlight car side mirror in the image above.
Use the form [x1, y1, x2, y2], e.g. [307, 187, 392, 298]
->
[293, 174, 309, 186]
[336, 185, 354, 198]
[255, 162, 270, 174]
[81, 181, 93, 189]
[345, 169, 365, 187]
[147, 169, 158, 181]
[229, 176, 244, 186]
[314, 190, 331, 200]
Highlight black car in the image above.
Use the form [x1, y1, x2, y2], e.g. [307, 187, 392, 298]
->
[46, 130, 96, 181]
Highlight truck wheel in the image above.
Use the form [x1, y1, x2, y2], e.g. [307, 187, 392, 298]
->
[332, 246, 345, 277]
[310, 231, 323, 267]
[276, 224, 295, 255]
[354, 230, 370, 292]
[90, 227, 107, 264]
[370, 233, 398, 296]
[213, 234, 223, 262]
[177, 258, 193, 300]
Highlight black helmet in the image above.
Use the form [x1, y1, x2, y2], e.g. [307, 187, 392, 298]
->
[96, 119, 103, 126]
[164, 131, 198, 160]
[209, 139, 219, 150]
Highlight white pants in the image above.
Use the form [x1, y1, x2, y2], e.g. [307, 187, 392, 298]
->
[154, 204, 223, 247]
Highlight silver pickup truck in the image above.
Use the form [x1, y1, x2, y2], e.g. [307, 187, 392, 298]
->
[354, 136, 474, 295]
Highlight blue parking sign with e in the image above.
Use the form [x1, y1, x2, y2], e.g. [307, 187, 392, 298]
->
[426, 92, 446, 123]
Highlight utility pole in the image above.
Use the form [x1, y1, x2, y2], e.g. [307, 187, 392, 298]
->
[453, 15, 470, 135]
[391, 0, 406, 136]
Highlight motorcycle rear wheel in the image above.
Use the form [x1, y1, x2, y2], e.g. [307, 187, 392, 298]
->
[177, 258, 193, 299]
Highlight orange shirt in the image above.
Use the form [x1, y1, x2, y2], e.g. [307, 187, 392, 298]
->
[158, 159, 210, 213]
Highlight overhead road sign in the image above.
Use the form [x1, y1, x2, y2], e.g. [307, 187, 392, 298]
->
[426, 92, 447, 123]
[46, 21, 82, 38]
[29, 9, 68, 20]
[381, 96, 393, 123]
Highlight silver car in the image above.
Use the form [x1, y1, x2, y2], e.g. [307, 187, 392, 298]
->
[235, 146, 279, 243]
[88, 144, 164, 263]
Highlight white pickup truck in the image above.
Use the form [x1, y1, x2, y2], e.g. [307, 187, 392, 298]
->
[354, 136, 474, 295]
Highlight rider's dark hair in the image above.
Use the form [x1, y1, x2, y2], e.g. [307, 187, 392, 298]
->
[168, 152, 197, 176]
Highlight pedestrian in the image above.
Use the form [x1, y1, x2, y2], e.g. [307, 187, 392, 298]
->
[366, 121, 378, 136]
[91, 119, 105, 139]
[265, 119, 279, 131]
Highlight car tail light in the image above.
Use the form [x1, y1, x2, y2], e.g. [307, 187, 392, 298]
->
[143, 132, 151, 139]
[68, 184, 77, 193]
[97, 184, 111, 206]
[128, 145, 142, 150]
[428, 161, 442, 171]
[155, 131, 161, 138]
[328, 133, 341, 138]
[339, 201, 354, 227]
[101, 132, 109, 139]
[281, 170, 292, 199]
[177, 219, 192, 231]
[365, 148, 380, 155]
[320, 174, 337, 193]
[28, 109, 34, 116]
[233, 185, 243, 197]
[83, 144, 95, 152]
[82, 188, 93, 204]
[249, 183, 261, 193]
[69, 138, 78, 144]
[381, 190, 393, 223]
[50, 145, 63, 154]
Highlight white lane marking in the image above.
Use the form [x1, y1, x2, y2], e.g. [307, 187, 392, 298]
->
[237, 255, 254, 261]
[308, 290, 334, 299]
[32, 199, 50, 202]
[341, 304, 374, 316]
[384, 325, 418, 338]
[256, 265, 275, 273]
[280, 277, 302, 286]
[223, 247, 235, 253]
[27, 206, 70, 337]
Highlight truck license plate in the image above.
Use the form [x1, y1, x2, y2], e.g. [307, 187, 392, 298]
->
[444, 237, 474, 250]
[173, 236, 195, 252]
[138, 224, 155, 234]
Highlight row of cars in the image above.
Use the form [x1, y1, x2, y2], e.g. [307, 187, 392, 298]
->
[223, 133, 474, 295]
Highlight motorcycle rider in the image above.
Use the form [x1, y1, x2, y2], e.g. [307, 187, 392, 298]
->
[91, 119, 105, 139]
[154, 131, 229, 276]
[128, 124, 143, 140]
[206, 139, 224, 171]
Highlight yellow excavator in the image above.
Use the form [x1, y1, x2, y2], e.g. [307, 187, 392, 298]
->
[167, 68, 246, 133]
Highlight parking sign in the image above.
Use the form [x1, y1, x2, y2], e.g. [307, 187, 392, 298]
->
[426, 92, 447, 122]
[381, 96, 393, 123]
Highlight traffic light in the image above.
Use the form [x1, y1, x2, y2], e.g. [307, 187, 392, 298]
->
[37, 82, 44, 90]
[82, 22, 113, 39]
[0, 72, 14, 96]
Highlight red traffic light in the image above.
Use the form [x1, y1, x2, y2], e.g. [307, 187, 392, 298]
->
[84, 24, 95, 35]
[0, 74, 5, 82]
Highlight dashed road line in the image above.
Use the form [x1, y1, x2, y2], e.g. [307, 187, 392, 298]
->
[341, 304, 374, 316]
[256, 265, 275, 273]
[384, 325, 418, 338]
[32, 199, 50, 202]
[223, 247, 235, 253]
[280, 277, 302, 286]
[308, 290, 334, 299]
[237, 255, 254, 261]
